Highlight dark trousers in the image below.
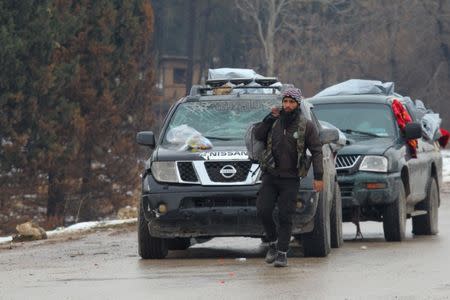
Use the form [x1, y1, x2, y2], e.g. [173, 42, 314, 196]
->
[256, 173, 300, 252]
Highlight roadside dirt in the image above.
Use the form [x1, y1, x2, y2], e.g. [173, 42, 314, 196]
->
[0, 221, 137, 251]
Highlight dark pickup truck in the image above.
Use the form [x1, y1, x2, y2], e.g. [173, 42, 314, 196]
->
[309, 93, 443, 241]
[136, 79, 343, 259]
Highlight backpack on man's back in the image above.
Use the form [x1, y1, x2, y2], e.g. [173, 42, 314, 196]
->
[245, 122, 265, 163]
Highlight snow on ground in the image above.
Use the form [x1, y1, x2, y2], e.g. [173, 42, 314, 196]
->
[0, 236, 12, 244]
[1, 150, 450, 245]
[441, 149, 450, 183]
[0, 219, 136, 245]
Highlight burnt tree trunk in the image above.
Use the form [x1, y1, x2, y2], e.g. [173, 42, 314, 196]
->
[78, 142, 94, 222]
[47, 169, 65, 226]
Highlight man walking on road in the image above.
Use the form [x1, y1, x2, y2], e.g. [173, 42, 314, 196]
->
[255, 88, 324, 267]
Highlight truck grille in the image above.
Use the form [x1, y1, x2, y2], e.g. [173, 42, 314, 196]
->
[181, 196, 256, 208]
[336, 155, 361, 169]
[339, 182, 354, 198]
[204, 161, 252, 182]
[177, 162, 198, 182]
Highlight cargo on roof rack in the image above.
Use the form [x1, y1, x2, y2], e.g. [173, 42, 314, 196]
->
[189, 84, 282, 97]
[206, 77, 279, 88]
[314, 79, 396, 97]
[186, 68, 282, 96]
[188, 68, 299, 97]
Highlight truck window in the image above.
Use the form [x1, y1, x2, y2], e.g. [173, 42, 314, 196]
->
[162, 99, 278, 147]
[313, 103, 397, 137]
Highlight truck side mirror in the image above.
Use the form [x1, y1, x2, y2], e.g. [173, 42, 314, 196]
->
[320, 128, 339, 144]
[404, 122, 422, 140]
[136, 131, 155, 148]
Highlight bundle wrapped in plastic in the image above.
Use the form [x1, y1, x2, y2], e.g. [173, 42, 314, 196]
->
[414, 99, 427, 119]
[207, 68, 281, 95]
[166, 124, 213, 151]
[315, 79, 395, 97]
[185, 135, 213, 151]
[208, 68, 263, 80]
[421, 113, 442, 141]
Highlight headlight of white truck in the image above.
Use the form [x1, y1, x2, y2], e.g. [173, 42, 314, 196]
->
[359, 156, 388, 172]
[151, 161, 179, 183]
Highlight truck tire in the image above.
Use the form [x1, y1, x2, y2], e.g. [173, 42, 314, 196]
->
[383, 183, 406, 242]
[412, 177, 439, 235]
[167, 238, 191, 250]
[330, 183, 343, 248]
[302, 191, 331, 257]
[138, 202, 168, 259]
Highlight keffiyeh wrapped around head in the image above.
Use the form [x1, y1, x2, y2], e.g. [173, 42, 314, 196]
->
[282, 88, 303, 103]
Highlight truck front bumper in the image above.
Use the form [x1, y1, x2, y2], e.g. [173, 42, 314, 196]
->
[141, 175, 318, 238]
[338, 171, 402, 208]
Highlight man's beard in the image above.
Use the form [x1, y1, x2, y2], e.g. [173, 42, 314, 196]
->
[280, 108, 299, 129]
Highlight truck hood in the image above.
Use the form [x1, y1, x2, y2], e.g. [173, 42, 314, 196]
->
[338, 137, 394, 156]
[155, 145, 249, 161]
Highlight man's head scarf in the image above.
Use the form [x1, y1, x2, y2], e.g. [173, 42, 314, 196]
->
[282, 88, 303, 103]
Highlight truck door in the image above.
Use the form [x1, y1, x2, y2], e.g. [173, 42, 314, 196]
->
[403, 104, 428, 201]
[413, 138, 428, 200]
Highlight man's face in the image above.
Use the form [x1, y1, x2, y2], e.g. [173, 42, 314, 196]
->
[282, 97, 299, 112]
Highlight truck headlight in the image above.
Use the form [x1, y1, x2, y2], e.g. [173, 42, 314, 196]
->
[359, 156, 388, 172]
[151, 161, 179, 183]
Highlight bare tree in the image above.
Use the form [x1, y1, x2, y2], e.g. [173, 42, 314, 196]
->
[185, 1, 197, 95]
[235, 0, 294, 75]
[235, 0, 352, 86]
[235, 0, 450, 127]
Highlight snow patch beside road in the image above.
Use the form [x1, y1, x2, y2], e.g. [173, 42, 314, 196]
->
[0, 218, 136, 245]
[442, 150, 450, 182]
[0, 236, 12, 244]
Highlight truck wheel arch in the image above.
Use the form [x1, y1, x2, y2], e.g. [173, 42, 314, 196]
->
[430, 163, 440, 206]
[401, 167, 410, 198]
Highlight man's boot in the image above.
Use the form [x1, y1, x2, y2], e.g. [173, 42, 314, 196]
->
[274, 251, 288, 267]
[265, 241, 277, 264]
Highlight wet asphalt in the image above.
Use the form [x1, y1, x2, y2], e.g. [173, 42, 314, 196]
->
[1, 185, 450, 300]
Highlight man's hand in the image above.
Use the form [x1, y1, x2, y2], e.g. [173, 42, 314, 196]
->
[313, 180, 324, 192]
[271, 106, 281, 118]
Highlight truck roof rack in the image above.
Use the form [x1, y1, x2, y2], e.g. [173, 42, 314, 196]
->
[189, 85, 282, 97]
[206, 78, 253, 87]
[205, 77, 278, 88]
[189, 76, 282, 97]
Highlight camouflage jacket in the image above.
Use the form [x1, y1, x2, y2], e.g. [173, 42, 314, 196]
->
[255, 112, 323, 179]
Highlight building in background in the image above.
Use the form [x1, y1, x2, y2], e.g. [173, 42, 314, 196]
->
[156, 55, 201, 103]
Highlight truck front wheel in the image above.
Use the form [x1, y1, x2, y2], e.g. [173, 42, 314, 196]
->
[412, 177, 439, 235]
[330, 183, 343, 248]
[302, 191, 331, 257]
[138, 202, 168, 259]
[383, 183, 406, 242]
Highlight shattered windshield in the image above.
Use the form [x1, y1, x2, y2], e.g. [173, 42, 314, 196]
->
[313, 103, 397, 138]
[162, 99, 278, 148]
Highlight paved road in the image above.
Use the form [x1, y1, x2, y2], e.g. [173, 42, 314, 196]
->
[2, 185, 450, 300]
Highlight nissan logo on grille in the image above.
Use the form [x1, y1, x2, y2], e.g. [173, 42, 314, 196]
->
[219, 165, 237, 178]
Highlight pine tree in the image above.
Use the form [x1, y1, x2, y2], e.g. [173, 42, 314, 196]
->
[0, 0, 155, 227]
[55, 0, 155, 221]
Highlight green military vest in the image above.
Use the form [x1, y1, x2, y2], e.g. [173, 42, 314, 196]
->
[260, 115, 308, 177]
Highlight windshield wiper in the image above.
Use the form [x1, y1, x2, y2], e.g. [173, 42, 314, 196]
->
[339, 129, 381, 137]
[204, 136, 240, 141]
